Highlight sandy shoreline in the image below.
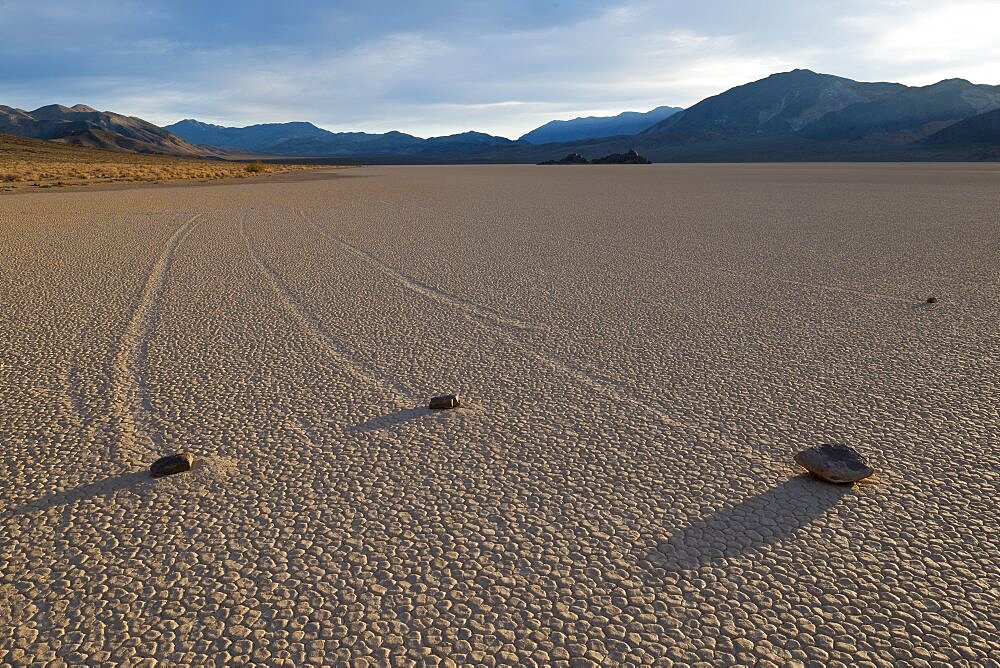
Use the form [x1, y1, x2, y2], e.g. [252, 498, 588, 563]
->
[1, 164, 997, 664]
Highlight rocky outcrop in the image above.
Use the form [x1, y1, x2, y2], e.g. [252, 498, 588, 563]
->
[590, 149, 651, 164]
[539, 153, 590, 165]
[539, 150, 651, 165]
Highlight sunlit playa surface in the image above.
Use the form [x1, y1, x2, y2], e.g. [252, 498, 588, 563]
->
[1, 164, 997, 664]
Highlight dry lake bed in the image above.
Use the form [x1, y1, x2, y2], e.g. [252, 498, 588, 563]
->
[1, 164, 997, 665]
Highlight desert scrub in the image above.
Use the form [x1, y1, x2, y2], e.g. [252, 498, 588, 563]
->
[0, 134, 321, 191]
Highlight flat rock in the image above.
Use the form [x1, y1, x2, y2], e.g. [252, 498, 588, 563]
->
[150, 452, 194, 478]
[428, 394, 460, 410]
[794, 443, 873, 483]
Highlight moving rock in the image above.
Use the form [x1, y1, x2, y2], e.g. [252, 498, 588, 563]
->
[429, 394, 461, 410]
[794, 443, 873, 483]
[150, 452, 194, 478]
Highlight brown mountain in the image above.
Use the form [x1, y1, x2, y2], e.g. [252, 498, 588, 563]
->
[0, 104, 218, 157]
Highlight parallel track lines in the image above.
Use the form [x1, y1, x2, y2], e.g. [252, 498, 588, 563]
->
[240, 214, 420, 406]
[297, 209, 714, 440]
[109, 213, 203, 463]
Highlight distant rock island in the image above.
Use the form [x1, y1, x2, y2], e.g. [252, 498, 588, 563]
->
[592, 149, 652, 164]
[540, 149, 651, 165]
[539, 153, 589, 165]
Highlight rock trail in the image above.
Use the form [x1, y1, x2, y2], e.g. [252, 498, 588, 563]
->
[299, 207, 715, 441]
[300, 209, 547, 334]
[240, 213, 421, 405]
[108, 212, 203, 464]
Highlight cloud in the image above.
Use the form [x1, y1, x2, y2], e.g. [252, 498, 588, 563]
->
[835, 1, 1000, 85]
[1, 1, 995, 138]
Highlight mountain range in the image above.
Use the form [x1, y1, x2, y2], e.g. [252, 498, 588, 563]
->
[4, 69, 1000, 162]
[163, 107, 682, 155]
[468, 70, 1000, 163]
[0, 104, 211, 156]
[163, 119, 518, 156]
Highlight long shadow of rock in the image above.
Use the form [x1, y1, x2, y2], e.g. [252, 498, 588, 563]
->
[646, 475, 852, 570]
[350, 407, 432, 433]
[3, 472, 153, 518]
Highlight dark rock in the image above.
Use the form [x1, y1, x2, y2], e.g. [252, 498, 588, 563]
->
[926, 296, 938, 304]
[794, 443, 873, 484]
[428, 394, 460, 410]
[539, 153, 590, 165]
[590, 149, 651, 164]
[539, 150, 652, 165]
[150, 452, 194, 478]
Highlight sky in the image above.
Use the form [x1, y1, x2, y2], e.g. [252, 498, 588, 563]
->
[2, 0, 999, 138]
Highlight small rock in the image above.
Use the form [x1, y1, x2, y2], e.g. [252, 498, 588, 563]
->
[926, 296, 938, 304]
[150, 452, 194, 477]
[428, 394, 460, 410]
[794, 443, 873, 484]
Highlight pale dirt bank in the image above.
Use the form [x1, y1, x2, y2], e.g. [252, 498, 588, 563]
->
[1, 164, 997, 665]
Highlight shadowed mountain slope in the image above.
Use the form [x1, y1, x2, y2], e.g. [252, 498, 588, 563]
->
[800, 78, 1000, 142]
[163, 119, 333, 152]
[501, 70, 1000, 163]
[641, 70, 905, 142]
[166, 119, 519, 156]
[640, 70, 1000, 146]
[218, 69, 1000, 162]
[519, 106, 682, 144]
[921, 108, 1000, 146]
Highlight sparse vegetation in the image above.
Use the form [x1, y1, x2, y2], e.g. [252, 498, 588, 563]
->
[244, 160, 267, 173]
[0, 133, 322, 191]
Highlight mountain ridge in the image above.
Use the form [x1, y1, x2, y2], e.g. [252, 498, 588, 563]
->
[5, 69, 1000, 162]
[519, 106, 682, 144]
[637, 70, 1000, 148]
[164, 69, 1000, 161]
[164, 119, 519, 156]
[0, 104, 213, 156]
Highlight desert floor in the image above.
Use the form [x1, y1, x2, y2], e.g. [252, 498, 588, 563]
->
[1, 164, 997, 666]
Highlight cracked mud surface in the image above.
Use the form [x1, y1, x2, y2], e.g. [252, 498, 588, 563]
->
[1, 164, 997, 665]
